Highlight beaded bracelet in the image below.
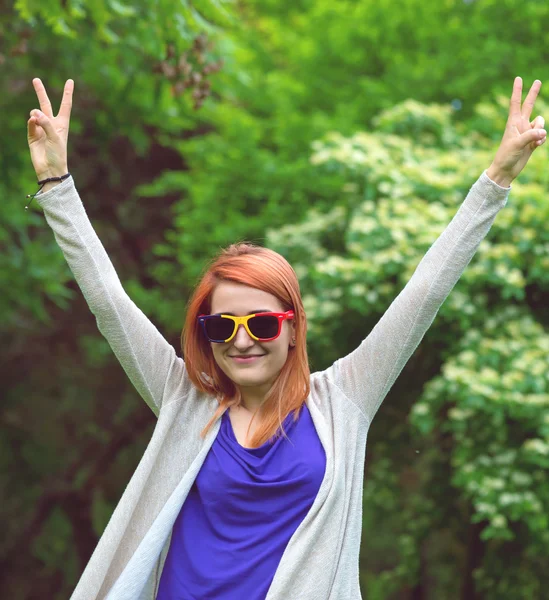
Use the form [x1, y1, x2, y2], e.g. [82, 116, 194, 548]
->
[25, 173, 71, 210]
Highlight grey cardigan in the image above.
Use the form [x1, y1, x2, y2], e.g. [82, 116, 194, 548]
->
[35, 171, 510, 599]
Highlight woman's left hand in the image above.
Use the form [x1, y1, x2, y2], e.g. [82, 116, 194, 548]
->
[486, 77, 546, 187]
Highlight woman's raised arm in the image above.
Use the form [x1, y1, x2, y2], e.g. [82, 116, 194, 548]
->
[26, 78, 190, 416]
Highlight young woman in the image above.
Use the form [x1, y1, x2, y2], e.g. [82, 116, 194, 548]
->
[26, 76, 545, 600]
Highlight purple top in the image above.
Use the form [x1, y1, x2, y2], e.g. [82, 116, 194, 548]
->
[156, 402, 326, 599]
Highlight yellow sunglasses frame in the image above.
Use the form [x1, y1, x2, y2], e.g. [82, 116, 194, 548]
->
[198, 310, 295, 343]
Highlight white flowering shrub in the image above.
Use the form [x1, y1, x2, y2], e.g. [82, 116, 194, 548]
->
[411, 308, 549, 525]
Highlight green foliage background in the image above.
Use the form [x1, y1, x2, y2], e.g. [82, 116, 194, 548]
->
[1, 0, 549, 598]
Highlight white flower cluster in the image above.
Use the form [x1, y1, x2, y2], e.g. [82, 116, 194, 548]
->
[523, 439, 549, 456]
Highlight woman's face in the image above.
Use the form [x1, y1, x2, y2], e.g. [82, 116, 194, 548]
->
[208, 281, 296, 408]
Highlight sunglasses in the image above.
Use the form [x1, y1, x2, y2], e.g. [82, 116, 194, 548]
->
[198, 310, 295, 343]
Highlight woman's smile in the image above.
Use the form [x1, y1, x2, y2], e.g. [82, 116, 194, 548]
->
[230, 355, 265, 364]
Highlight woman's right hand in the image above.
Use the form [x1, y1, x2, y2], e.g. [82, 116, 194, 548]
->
[27, 78, 74, 184]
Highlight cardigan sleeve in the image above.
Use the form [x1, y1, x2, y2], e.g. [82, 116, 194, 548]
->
[35, 176, 187, 417]
[321, 170, 511, 422]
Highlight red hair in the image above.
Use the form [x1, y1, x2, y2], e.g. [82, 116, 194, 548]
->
[181, 242, 310, 448]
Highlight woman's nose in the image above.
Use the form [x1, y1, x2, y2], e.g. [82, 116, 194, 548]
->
[233, 323, 254, 345]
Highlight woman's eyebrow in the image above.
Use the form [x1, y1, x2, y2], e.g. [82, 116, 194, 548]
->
[212, 309, 272, 316]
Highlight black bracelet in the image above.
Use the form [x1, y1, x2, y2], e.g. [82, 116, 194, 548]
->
[25, 173, 71, 210]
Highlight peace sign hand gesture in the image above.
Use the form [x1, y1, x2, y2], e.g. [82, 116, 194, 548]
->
[27, 78, 74, 182]
[486, 77, 546, 187]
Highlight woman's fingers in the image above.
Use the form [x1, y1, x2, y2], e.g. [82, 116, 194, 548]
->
[509, 77, 523, 119]
[32, 78, 54, 118]
[528, 116, 546, 147]
[27, 116, 43, 142]
[57, 79, 74, 120]
[30, 110, 57, 139]
[508, 77, 542, 121]
[521, 79, 542, 120]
